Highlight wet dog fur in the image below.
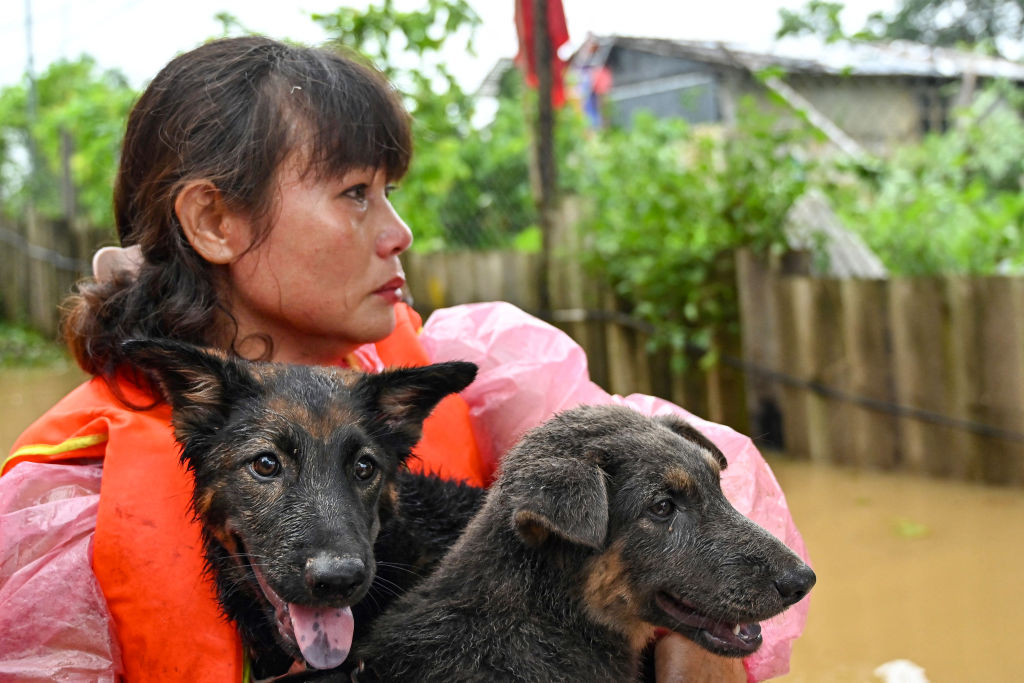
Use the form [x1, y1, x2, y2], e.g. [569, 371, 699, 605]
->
[354, 404, 816, 682]
[122, 339, 480, 679]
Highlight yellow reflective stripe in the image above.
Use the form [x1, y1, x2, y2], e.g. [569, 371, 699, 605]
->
[3, 433, 108, 471]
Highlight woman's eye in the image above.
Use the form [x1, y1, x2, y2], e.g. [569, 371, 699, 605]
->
[384, 183, 397, 198]
[250, 453, 282, 479]
[648, 499, 676, 520]
[353, 455, 377, 481]
[342, 184, 368, 203]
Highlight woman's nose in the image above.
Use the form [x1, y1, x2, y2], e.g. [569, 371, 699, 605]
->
[376, 202, 413, 257]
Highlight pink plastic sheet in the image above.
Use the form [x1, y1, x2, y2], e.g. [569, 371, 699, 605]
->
[421, 302, 811, 681]
[0, 461, 121, 681]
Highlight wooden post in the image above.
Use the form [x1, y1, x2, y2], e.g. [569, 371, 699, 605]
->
[840, 278, 900, 470]
[582, 274, 611, 391]
[946, 276, 986, 480]
[958, 277, 1024, 484]
[601, 289, 634, 396]
[774, 276, 813, 460]
[889, 277, 967, 477]
[531, 0, 557, 314]
[804, 279, 850, 465]
[736, 249, 783, 446]
[25, 213, 59, 336]
[0, 217, 29, 323]
[60, 127, 76, 223]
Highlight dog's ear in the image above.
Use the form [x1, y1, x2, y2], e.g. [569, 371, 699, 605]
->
[509, 455, 609, 551]
[654, 414, 727, 470]
[121, 338, 259, 440]
[355, 361, 477, 457]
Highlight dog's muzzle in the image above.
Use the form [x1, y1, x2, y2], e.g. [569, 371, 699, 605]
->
[654, 592, 764, 656]
[250, 561, 356, 670]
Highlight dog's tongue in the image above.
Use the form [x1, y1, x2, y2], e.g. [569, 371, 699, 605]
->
[289, 604, 354, 670]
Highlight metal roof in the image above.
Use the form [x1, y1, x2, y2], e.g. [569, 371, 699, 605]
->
[573, 35, 1024, 82]
[785, 191, 888, 279]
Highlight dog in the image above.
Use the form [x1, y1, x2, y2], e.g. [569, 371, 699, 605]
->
[353, 404, 816, 682]
[121, 338, 481, 680]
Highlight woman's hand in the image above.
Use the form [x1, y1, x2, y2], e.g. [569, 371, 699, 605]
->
[655, 633, 747, 683]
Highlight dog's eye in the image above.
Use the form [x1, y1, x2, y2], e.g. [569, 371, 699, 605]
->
[353, 455, 377, 481]
[648, 499, 676, 520]
[250, 453, 282, 479]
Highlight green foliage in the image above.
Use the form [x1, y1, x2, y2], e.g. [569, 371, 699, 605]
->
[778, 0, 1024, 54]
[776, 1, 848, 42]
[395, 69, 541, 250]
[314, 0, 480, 134]
[212, 11, 251, 36]
[828, 83, 1024, 275]
[0, 1, 537, 251]
[0, 322, 69, 367]
[0, 56, 136, 229]
[865, 0, 1024, 54]
[893, 516, 930, 539]
[314, 0, 480, 69]
[773, 3, 1024, 276]
[425, 81, 537, 248]
[314, 0, 537, 250]
[574, 99, 815, 367]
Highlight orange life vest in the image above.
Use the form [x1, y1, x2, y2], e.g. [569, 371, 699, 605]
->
[376, 304, 488, 487]
[3, 303, 486, 682]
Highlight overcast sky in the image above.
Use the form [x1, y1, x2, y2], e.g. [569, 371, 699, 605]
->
[2, 0, 900, 91]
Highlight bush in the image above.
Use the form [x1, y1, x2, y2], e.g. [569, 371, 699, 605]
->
[0, 323, 69, 368]
[829, 82, 1024, 275]
[0, 56, 136, 229]
[574, 98, 816, 367]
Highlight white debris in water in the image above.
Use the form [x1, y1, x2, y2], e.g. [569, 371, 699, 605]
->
[874, 659, 929, 683]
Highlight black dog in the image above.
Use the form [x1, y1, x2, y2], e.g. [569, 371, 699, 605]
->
[122, 339, 480, 679]
[354, 404, 816, 682]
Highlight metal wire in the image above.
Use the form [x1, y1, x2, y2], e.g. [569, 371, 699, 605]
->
[548, 306, 1024, 445]
[0, 225, 89, 273]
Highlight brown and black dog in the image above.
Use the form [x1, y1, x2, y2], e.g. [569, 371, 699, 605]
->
[354, 404, 815, 682]
[122, 339, 482, 680]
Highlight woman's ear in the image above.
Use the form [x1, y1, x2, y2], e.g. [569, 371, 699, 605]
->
[175, 180, 251, 264]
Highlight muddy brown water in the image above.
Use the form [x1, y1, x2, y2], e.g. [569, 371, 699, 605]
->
[766, 454, 1024, 682]
[1, 365, 88, 455]
[3, 368, 1022, 681]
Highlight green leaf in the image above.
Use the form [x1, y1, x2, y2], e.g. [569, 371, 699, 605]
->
[893, 517, 930, 539]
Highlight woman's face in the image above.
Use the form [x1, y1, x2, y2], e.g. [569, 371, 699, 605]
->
[225, 154, 412, 365]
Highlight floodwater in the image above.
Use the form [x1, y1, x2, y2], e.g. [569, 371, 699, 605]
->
[766, 454, 1024, 682]
[1, 364, 88, 454]
[3, 368, 1023, 682]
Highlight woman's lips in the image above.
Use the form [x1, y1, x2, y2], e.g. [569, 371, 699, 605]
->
[373, 277, 405, 303]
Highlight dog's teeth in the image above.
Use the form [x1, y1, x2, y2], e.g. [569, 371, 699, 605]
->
[732, 624, 741, 635]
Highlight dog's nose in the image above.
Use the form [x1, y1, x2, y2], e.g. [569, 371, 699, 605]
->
[774, 565, 816, 606]
[304, 555, 367, 600]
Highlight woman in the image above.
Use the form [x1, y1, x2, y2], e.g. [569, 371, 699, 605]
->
[1, 37, 807, 681]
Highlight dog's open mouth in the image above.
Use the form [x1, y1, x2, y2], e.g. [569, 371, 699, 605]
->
[250, 563, 354, 670]
[654, 592, 763, 656]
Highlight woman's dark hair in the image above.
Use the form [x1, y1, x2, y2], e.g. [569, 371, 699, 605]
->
[62, 36, 412, 386]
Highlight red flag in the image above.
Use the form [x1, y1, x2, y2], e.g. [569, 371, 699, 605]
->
[514, 0, 570, 107]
